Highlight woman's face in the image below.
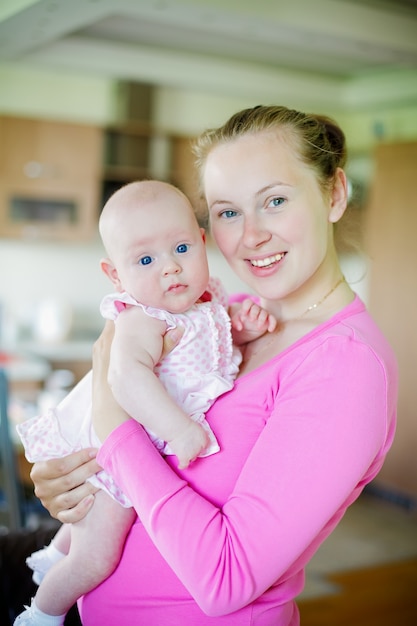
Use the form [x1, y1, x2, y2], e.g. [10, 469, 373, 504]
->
[203, 131, 346, 310]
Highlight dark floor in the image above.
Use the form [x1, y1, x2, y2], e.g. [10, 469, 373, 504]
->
[298, 489, 417, 611]
[1, 490, 416, 625]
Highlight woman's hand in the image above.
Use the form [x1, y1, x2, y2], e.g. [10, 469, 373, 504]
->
[91, 320, 130, 442]
[30, 322, 183, 523]
[92, 320, 185, 441]
[30, 448, 101, 524]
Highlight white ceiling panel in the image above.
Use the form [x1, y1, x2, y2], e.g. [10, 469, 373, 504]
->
[1, 0, 416, 108]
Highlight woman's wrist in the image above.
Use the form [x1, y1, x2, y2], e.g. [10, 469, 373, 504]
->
[91, 321, 130, 441]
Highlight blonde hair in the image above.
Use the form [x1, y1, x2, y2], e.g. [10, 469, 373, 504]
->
[193, 105, 358, 252]
[193, 105, 347, 196]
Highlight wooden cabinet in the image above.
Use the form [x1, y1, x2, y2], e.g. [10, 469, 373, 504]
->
[101, 122, 173, 204]
[363, 141, 417, 501]
[101, 125, 205, 225]
[0, 114, 202, 240]
[101, 81, 178, 203]
[102, 122, 172, 204]
[171, 135, 208, 228]
[0, 116, 103, 240]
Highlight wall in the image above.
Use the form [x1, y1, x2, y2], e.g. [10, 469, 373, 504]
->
[0, 63, 416, 345]
[363, 141, 417, 500]
[0, 63, 116, 124]
[2, 63, 417, 149]
[0, 236, 250, 347]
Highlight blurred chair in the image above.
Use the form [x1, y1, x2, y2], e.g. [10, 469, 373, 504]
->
[0, 371, 83, 624]
[0, 368, 24, 529]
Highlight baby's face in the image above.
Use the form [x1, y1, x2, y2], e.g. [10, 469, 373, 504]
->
[109, 190, 210, 313]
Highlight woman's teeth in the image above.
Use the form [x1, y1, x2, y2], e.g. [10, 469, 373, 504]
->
[250, 253, 284, 268]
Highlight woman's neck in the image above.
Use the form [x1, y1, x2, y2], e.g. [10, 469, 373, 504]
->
[239, 280, 355, 376]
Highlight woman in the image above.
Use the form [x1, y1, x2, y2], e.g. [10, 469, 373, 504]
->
[31, 105, 397, 626]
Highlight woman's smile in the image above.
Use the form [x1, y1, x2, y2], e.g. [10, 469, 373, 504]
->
[249, 253, 286, 268]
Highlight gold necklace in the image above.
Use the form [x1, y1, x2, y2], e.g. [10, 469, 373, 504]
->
[297, 275, 346, 319]
[244, 275, 346, 362]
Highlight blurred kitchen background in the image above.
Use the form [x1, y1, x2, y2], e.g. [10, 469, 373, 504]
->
[0, 0, 416, 533]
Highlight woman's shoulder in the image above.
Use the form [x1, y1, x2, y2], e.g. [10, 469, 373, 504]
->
[247, 295, 397, 383]
[327, 295, 397, 369]
[282, 295, 398, 413]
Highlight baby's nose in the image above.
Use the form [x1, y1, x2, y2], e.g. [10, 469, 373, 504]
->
[163, 260, 181, 275]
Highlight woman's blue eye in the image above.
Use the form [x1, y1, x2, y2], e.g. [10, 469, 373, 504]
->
[176, 243, 189, 254]
[270, 197, 285, 208]
[139, 255, 153, 266]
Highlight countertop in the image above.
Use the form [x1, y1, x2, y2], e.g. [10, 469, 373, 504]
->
[17, 339, 95, 362]
[0, 350, 50, 383]
[1, 337, 95, 383]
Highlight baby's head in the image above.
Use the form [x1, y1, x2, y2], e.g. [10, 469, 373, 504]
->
[99, 180, 210, 313]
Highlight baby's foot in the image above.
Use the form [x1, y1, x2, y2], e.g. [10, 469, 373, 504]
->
[14, 599, 65, 625]
[14, 604, 36, 625]
[13, 605, 34, 625]
[26, 544, 64, 585]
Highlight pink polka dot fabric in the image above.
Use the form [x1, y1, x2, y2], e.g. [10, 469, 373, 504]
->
[101, 277, 242, 457]
[17, 278, 240, 507]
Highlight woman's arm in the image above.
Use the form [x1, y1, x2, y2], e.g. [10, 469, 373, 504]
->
[29, 323, 184, 522]
[95, 335, 395, 616]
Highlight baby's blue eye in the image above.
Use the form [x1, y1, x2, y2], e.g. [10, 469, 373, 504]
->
[220, 209, 238, 219]
[139, 255, 153, 266]
[176, 243, 189, 254]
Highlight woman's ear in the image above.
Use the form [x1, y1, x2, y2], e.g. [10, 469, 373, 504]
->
[100, 258, 122, 290]
[329, 168, 348, 224]
[200, 227, 206, 243]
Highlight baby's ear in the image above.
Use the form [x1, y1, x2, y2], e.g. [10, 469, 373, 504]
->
[100, 258, 122, 290]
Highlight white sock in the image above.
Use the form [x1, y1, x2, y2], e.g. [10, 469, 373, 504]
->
[30, 599, 66, 626]
[44, 542, 66, 563]
[26, 543, 66, 586]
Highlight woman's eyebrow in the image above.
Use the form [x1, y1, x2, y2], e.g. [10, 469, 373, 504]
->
[254, 181, 291, 198]
[209, 181, 293, 210]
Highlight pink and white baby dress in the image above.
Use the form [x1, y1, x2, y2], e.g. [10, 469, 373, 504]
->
[17, 278, 241, 507]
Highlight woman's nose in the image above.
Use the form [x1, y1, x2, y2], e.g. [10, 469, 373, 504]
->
[242, 216, 271, 248]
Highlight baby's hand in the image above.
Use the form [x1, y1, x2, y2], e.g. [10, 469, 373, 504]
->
[168, 420, 210, 469]
[231, 298, 277, 335]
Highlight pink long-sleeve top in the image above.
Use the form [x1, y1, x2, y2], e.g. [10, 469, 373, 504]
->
[79, 295, 397, 626]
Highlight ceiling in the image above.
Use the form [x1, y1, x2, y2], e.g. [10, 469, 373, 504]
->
[1, 0, 417, 109]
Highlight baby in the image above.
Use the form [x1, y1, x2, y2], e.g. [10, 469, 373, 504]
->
[15, 180, 276, 626]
